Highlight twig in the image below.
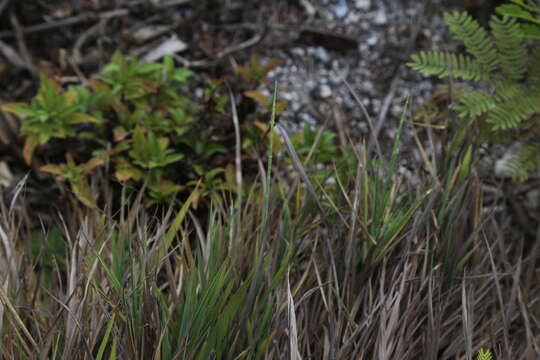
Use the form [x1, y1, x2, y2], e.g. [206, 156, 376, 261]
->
[0, 0, 11, 18]
[0, 39, 29, 70]
[174, 33, 263, 69]
[0, 0, 192, 39]
[344, 78, 381, 155]
[368, 72, 399, 154]
[9, 11, 36, 76]
[72, 19, 108, 64]
[0, 9, 129, 38]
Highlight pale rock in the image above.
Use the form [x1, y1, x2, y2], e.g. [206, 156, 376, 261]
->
[525, 189, 540, 210]
[355, 0, 371, 10]
[319, 84, 332, 98]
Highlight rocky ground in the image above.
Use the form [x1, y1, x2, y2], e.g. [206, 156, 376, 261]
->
[0, 0, 537, 218]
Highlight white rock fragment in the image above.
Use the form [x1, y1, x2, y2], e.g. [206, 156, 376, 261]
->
[525, 189, 540, 210]
[131, 25, 170, 44]
[319, 84, 332, 98]
[355, 0, 371, 10]
[313, 46, 330, 63]
[333, 0, 349, 18]
[345, 12, 361, 24]
[141, 35, 187, 63]
[367, 36, 378, 46]
[494, 147, 520, 178]
[374, 10, 387, 24]
[0, 161, 13, 187]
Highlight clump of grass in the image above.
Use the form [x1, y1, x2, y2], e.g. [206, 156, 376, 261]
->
[0, 87, 538, 359]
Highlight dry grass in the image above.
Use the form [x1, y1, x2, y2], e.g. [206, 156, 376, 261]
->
[0, 103, 539, 359]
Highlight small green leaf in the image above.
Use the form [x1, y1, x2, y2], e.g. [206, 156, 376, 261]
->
[137, 62, 163, 74]
[496, 4, 540, 23]
[68, 112, 100, 124]
[172, 68, 193, 83]
[520, 23, 540, 38]
[163, 55, 174, 75]
[23, 136, 40, 164]
[1, 103, 34, 116]
[39, 164, 66, 177]
[115, 161, 143, 181]
[71, 178, 97, 208]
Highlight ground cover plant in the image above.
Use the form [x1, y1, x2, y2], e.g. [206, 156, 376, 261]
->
[408, 1, 540, 181]
[0, 0, 539, 359]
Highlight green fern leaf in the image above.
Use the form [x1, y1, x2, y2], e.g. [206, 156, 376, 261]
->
[529, 47, 540, 84]
[492, 80, 522, 101]
[488, 91, 540, 130]
[504, 142, 540, 181]
[445, 11, 498, 74]
[490, 15, 528, 80]
[408, 5, 540, 182]
[407, 51, 487, 80]
[454, 87, 495, 118]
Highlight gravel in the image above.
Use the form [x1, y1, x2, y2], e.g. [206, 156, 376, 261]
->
[251, 0, 455, 142]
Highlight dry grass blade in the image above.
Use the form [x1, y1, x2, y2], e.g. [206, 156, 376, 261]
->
[287, 270, 302, 360]
[0, 283, 39, 355]
[226, 79, 244, 250]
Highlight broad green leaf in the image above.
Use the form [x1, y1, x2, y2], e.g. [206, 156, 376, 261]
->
[39, 164, 66, 177]
[1, 103, 34, 116]
[157, 136, 169, 150]
[137, 62, 163, 74]
[71, 178, 97, 208]
[68, 112, 100, 124]
[115, 161, 143, 181]
[23, 136, 40, 164]
[80, 157, 105, 174]
[172, 68, 193, 83]
[496, 4, 540, 23]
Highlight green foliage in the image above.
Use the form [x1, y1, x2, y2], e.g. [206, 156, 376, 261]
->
[503, 141, 540, 181]
[233, 55, 290, 158]
[233, 54, 283, 87]
[1, 74, 99, 163]
[496, 0, 540, 39]
[2, 52, 237, 207]
[289, 124, 358, 186]
[408, 5, 540, 180]
[476, 348, 493, 360]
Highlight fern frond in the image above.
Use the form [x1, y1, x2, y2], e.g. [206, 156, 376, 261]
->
[492, 80, 523, 101]
[490, 15, 528, 80]
[454, 88, 495, 118]
[444, 11, 498, 74]
[407, 51, 488, 80]
[503, 142, 540, 181]
[476, 348, 493, 360]
[487, 91, 540, 130]
[529, 47, 540, 84]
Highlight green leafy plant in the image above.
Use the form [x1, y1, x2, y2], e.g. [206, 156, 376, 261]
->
[408, 6, 540, 180]
[2, 52, 241, 207]
[127, 126, 183, 169]
[477, 348, 493, 360]
[233, 54, 283, 87]
[2, 74, 99, 163]
[497, 0, 540, 38]
[289, 124, 357, 186]
[40, 153, 103, 208]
